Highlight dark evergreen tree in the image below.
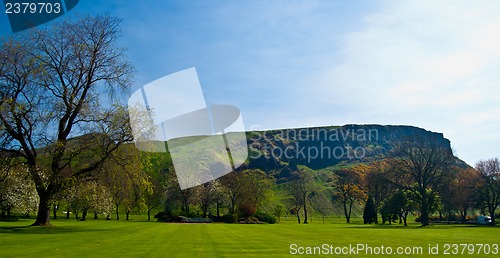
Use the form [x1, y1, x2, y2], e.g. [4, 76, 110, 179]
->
[363, 196, 377, 224]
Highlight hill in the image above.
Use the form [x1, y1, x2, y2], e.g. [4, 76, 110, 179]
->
[242, 124, 467, 179]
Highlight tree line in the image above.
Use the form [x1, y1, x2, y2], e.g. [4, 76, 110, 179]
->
[1, 134, 499, 227]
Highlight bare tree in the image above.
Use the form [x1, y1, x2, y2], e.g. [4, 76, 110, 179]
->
[454, 168, 480, 222]
[291, 167, 316, 224]
[0, 15, 133, 226]
[391, 135, 455, 226]
[474, 158, 500, 225]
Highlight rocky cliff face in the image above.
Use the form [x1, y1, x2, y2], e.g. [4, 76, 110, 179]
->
[244, 125, 458, 173]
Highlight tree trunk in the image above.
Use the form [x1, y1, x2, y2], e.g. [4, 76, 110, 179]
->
[115, 203, 120, 220]
[147, 209, 151, 221]
[202, 204, 208, 218]
[81, 209, 88, 221]
[32, 194, 51, 226]
[345, 200, 353, 224]
[126, 210, 130, 221]
[421, 207, 429, 226]
[52, 204, 58, 219]
[461, 209, 467, 222]
[66, 208, 70, 219]
[303, 195, 308, 224]
[343, 201, 349, 223]
[420, 197, 429, 226]
[296, 212, 301, 224]
[94, 212, 98, 220]
[230, 197, 236, 215]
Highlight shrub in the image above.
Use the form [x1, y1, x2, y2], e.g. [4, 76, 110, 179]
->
[155, 214, 212, 223]
[254, 211, 277, 224]
[154, 211, 170, 222]
[238, 217, 263, 224]
[220, 214, 238, 223]
[0, 216, 18, 222]
[238, 203, 256, 218]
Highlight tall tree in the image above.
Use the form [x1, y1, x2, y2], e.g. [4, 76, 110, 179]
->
[0, 15, 133, 226]
[474, 158, 500, 225]
[391, 135, 455, 226]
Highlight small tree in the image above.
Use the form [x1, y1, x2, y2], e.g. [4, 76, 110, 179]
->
[474, 158, 500, 225]
[0, 166, 38, 218]
[366, 160, 395, 224]
[333, 169, 367, 223]
[363, 196, 377, 224]
[286, 177, 305, 224]
[273, 203, 287, 222]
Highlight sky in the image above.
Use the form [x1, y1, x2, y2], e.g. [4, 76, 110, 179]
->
[1, 0, 500, 165]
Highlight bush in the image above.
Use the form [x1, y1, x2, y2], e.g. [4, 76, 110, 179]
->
[254, 211, 277, 224]
[155, 214, 212, 223]
[238, 217, 263, 224]
[238, 203, 256, 218]
[219, 214, 238, 223]
[154, 211, 170, 222]
[0, 216, 18, 222]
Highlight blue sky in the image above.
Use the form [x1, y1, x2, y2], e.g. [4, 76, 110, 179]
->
[2, 0, 500, 165]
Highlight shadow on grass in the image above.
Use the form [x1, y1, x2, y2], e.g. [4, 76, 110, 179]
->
[0, 223, 109, 235]
[342, 223, 495, 230]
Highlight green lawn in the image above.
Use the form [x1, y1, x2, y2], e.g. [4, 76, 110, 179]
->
[0, 217, 498, 257]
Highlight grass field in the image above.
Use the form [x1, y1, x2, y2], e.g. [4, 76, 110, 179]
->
[0, 216, 498, 258]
